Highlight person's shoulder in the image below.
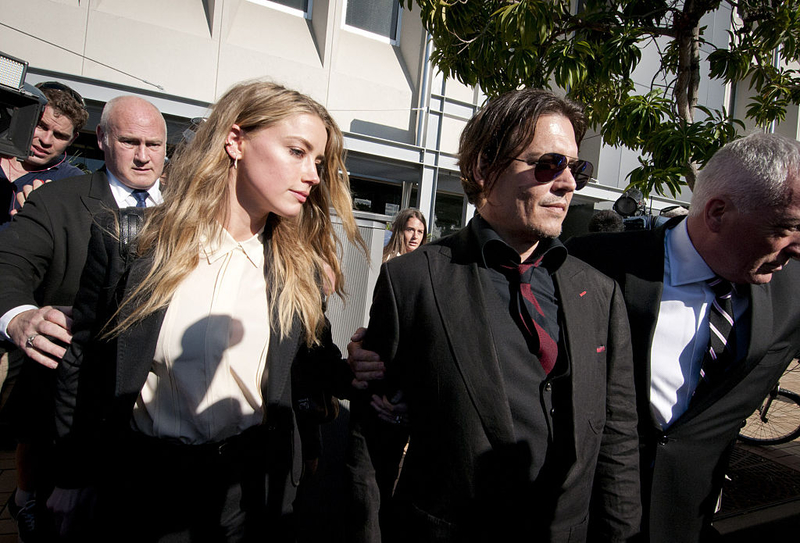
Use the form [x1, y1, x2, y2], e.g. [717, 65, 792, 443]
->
[386, 228, 469, 266]
[567, 224, 666, 274]
[567, 228, 653, 253]
[28, 171, 95, 200]
[562, 254, 617, 285]
[383, 243, 432, 271]
[50, 162, 85, 180]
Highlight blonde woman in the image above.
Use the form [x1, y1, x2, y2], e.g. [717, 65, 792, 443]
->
[49, 81, 362, 542]
[381, 208, 427, 262]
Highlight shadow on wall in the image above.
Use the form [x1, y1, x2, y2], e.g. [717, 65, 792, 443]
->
[349, 120, 414, 144]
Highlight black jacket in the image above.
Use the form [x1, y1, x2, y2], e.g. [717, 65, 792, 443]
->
[364, 220, 641, 542]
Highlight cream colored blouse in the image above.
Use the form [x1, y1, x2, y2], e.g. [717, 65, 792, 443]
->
[131, 227, 271, 444]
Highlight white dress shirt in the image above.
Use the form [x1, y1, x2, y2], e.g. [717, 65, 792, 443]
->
[649, 220, 748, 428]
[107, 171, 163, 208]
[131, 227, 271, 444]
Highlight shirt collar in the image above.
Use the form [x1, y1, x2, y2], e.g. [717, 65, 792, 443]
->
[473, 215, 568, 274]
[665, 218, 715, 287]
[201, 226, 265, 269]
[106, 170, 163, 208]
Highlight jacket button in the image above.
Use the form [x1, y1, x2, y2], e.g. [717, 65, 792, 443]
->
[658, 435, 669, 445]
[550, 408, 556, 416]
[544, 382, 552, 392]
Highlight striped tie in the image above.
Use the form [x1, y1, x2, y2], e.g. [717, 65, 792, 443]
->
[697, 276, 737, 391]
[503, 259, 559, 374]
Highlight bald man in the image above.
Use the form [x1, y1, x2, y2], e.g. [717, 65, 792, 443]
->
[0, 96, 166, 541]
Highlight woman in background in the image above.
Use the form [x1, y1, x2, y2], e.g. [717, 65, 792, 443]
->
[347, 207, 427, 543]
[382, 208, 427, 262]
[50, 80, 362, 542]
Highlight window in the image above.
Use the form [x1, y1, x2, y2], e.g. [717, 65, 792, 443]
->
[432, 192, 465, 240]
[350, 177, 403, 216]
[247, 0, 311, 18]
[344, 0, 401, 43]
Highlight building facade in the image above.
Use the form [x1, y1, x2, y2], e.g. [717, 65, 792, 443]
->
[2, 0, 799, 344]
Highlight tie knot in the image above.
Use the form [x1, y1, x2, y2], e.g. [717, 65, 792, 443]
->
[707, 276, 734, 299]
[499, 261, 539, 283]
[131, 189, 149, 208]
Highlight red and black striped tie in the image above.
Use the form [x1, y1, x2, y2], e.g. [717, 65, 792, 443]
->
[505, 260, 558, 374]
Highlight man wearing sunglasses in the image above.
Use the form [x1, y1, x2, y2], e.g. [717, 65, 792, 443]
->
[346, 88, 640, 542]
[0, 82, 89, 225]
[567, 132, 800, 542]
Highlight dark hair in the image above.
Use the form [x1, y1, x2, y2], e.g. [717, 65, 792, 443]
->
[36, 81, 89, 134]
[458, 89, 586, 207]
[588, 210, 624, 233]
[382, 208, 427, 262]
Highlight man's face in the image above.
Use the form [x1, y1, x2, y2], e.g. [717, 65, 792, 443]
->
[97, 99, 166, 189]
[26, 105, 76, 168]
[477, 114, 578, 255]
[715, 176, 800, 284]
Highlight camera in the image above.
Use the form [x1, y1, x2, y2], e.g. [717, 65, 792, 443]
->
[0, 51, 48, 160]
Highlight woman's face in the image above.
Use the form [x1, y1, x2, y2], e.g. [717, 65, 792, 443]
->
[402, 216, 425, 253]
[229, 113, 327, 221]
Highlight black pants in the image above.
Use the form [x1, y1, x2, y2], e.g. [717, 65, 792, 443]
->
[345, 404, 409, 543]
[92, 428, 294, 543]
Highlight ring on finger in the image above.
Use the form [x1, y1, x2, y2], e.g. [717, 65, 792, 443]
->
[26, 334, 38, 349]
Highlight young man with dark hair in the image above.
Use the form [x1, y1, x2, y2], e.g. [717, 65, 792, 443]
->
[0, 81, 89, 224]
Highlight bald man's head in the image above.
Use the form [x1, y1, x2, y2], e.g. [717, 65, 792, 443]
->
[96, 96, 167, 189]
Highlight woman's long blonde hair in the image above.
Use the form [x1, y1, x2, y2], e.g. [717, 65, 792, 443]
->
[111, 80, 364, 345]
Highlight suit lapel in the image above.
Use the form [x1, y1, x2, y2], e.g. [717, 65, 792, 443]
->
[262, 313, 301, 408]
[553, 262, 582, 455]
[260, 236, 301, 410]
[623, 273, 662, 404]
[427, 237, 516, 448]
[80, 170, 116, 215]
[741, 282, 773, 368]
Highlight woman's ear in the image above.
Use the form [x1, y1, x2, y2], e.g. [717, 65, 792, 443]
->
[225, 124, 244, 160]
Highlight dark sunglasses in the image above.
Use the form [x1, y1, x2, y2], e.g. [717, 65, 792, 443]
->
[36, 81, 86, 108]
[512, 153, 594, 190]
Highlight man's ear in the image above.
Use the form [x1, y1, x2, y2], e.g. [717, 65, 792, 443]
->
[704, 197, 729, 234]
[473, 157, 486, 189]
[225, 124, 244, 160]
[96, 125, 106, 152]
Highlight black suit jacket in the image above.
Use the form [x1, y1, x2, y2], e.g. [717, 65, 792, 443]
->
[364, 221, 641, 542]
[53, 216, 338, 518]
[0, 171, 115, 437]
[0, 170, 115, 315]
[567, 219, 800, 543]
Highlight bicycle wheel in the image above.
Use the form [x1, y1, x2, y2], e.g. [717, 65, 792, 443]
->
[739, 389, 800, 445]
